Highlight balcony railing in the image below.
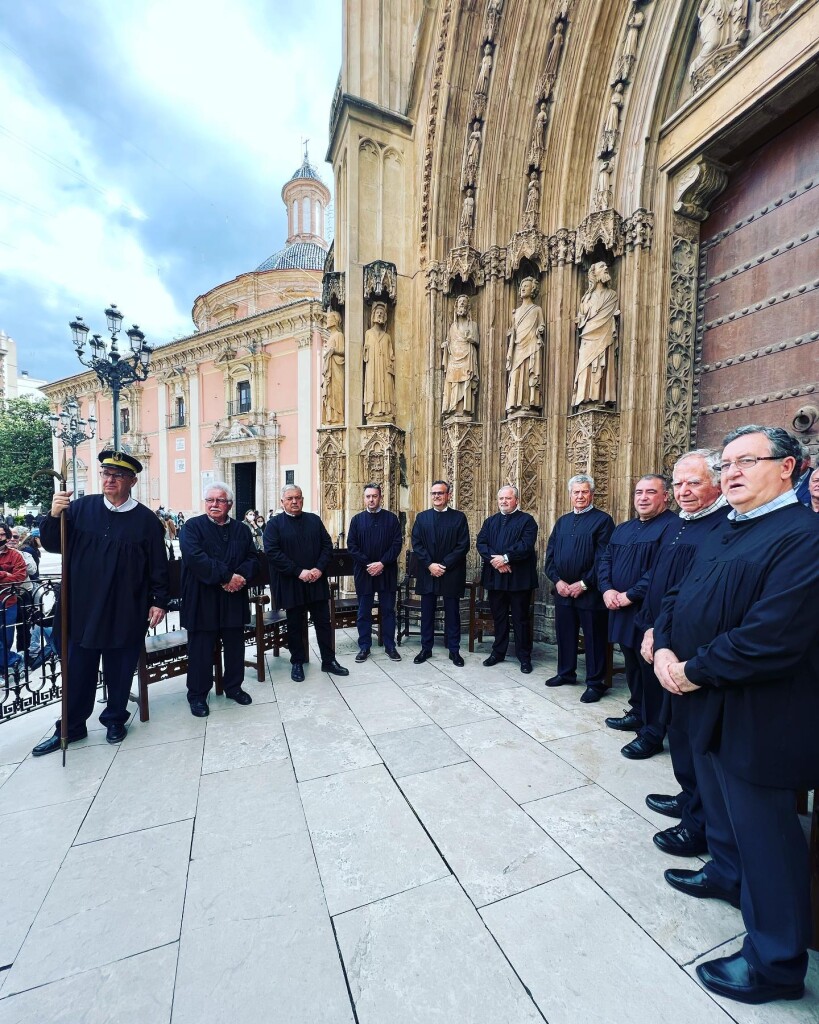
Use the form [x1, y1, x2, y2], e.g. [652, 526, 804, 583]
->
[226, 399, 252, 417]
[166, 413, 186, 429]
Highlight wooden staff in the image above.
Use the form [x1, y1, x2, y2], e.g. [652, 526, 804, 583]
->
[33, 465, 69, 766]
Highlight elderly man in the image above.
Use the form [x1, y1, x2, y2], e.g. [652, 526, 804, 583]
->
[655, 426, 819, 1005]
[346, 483, 403, 662]
[808, 466, 819, 512]
[411, 481, 470, 666]
[632, 452, 729, 853]
[476, 486, 538, 673]
[543, 474, 614, 701]
[597, 475, 674, 734]
[180, 483, 258, 716]
[263, 485, 348, 682]
[32, 450, 169, 755]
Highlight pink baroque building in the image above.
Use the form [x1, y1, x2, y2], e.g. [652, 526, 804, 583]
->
[42, 156, 331, 519]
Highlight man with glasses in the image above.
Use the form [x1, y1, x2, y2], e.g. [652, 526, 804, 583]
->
[32, 451, 169, 756]
[411, 481, 470, 665]
[654, 425, 819, 1005]
[180, 483, 259, 716]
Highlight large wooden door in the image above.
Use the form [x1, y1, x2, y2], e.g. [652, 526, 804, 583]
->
[694, 106, 819, 457]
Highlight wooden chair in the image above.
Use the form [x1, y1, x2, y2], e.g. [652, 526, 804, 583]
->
[325, 548, 381, 654]
[396, 552, 474, 647]
[466, 581, 534, 654]
[243, 555, 303, 677]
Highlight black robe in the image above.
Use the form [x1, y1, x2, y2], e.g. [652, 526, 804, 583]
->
[346, 509, 403, 594]
[654, 503, 819, 789]
[263, 512, 332, 608]
[596, 510, 675, 647]
[179, 515, 259, 630]
[411, 508, 470, 598]
[544, 507, 614, 610]
[39, 496, 169, 649]
[476, 510, 539, 591]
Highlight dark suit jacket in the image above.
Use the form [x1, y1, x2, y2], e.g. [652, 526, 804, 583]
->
[346, 509, 403, 594]
[180, 514, 259, 629]
[263, 512, 332, 608]
[476, 510, 538, 591]
[411, 507, 470, 598]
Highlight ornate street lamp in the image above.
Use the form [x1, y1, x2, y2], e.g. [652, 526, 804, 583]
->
[69, 304, 153, 450]
[48, 397, 97, 495]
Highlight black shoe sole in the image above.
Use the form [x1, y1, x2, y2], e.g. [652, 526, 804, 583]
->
[695, 966, 804, 1004]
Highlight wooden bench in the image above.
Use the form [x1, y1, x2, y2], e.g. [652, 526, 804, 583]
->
[243, 555, 303, 677]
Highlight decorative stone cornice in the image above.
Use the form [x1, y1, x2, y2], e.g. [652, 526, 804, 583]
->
[363, 260, 398, 304]
[322, 271, 345, 310]
[673, 157, 729, 223]
[574, 209, 624, 261]
[505, 230, 549, 277]
[445, 246, 484, 291]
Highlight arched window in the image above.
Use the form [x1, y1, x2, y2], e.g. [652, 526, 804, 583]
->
[120, 407, 130, 435]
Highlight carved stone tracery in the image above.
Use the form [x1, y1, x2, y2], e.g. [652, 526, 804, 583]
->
[565, 409, 621, 513]
[662, 233, 698, 470]
[499, 417, 547, 511]
[317, 427, 347, 519]
[359, 425, 405, 514]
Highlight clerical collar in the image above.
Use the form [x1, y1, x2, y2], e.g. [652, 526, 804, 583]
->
[207, 515, 230, 527]
[432, 506, 449, 512]
[104, 495, 137, 513]
[285, 511, 301, 518]
[728, 489, 798, 522]
[366, 508, 381, 514]
[678, 494, 727, 521]
[500, 509, 519, 516]
[572, 504, 594, 515]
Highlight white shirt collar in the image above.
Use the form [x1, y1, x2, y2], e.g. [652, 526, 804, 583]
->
[572, 504, 595, 515]
[678, 494, 727, 521]
[103, 495, 137, 513]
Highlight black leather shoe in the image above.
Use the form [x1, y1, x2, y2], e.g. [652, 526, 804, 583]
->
[189, 699, 209, 718]
[664, 868, 741, 908]
[321, 659, 350, 676]
[32, 731, 85, 757]
[449, 651, 465, 667]
[413, 649, 432, 664]
[653, 824, 708, 857]
[106, 723, 127, 744]
[696, 951, 804, 1005]
[483, 653, 505, 667]
[290, 663, 305, 682]
[385, 648, 402, 662]
[646, 792, 684, 819]
[621, 735, 664, 760]
[355, 649, 370, 663]
[605, 709, 643, 731]
[226, 688, 252, 706]
[545, 675, 575, 687]
[520, 662, 533, 674]
[579, 687, 605, 703]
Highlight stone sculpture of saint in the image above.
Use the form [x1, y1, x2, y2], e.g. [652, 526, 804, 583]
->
[594, 159, 612, 211]
[321, 310, 345, 426]
[457, 188, 475, 246]
[463, 122, 482, 188]
[539, 20, 565, 97]
[363, 302, 396, 423]
[476, 44, 493, 95]
[691, 0, 732, 76]
[484, 0, 503, 43]
[523, 173, 540, 231]
[506, 276, 546, 414]
[617, 10, 644, 80]
[572, 262, 620, 407]
[528, 102, 549, 169]
[442, 295, 480, 418]
[601, 83, 623, 154]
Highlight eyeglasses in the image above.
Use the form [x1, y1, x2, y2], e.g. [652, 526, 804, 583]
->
[719, 456, 782, 474]
[10, 534, 20, 540]
[206, 498, 230, 505]
[431, 490, 448, 496]
[100, 469, 129, 480]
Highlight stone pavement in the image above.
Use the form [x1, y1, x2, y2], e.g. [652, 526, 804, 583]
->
[0, 633, 816, 1024]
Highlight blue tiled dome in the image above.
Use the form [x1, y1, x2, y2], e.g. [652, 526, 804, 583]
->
[291, 158, 322, 182]
[256, 240, 327, 272]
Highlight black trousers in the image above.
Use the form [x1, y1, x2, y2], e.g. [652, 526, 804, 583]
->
[420, 593, 461, 653]
[636, 653, 667, 745]
[357, 591, 397, 651]
[286, 600, 334, 664]
[665, 718, 706, 839]
[53, 640, 142, 739]
[186, 627, 244, 700]
[488, 589, 532, 662]
[554, 603, 607, 686]
[620, 644, 642, 715]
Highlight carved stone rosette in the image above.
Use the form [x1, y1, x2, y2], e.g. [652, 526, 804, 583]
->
[565, 409, 621, 513]
[499, 417, 547, 510]
[359, 424, 405, 513]
[322, 271, 345, 310]
[662, 233, 698, 470]
[575, 210, 624, 261]
[363, 260, 398, 305]
[317, 427, 347, 520]
[442, 421, 483, 566]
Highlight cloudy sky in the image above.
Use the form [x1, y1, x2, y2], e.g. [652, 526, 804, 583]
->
[0, 0, 341, 384]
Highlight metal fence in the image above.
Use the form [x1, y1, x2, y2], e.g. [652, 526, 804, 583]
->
[1, 578, 63, 722]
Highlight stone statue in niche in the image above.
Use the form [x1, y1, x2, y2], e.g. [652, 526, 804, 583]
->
[528, 102, 549, 169]
[484, 0, 503, 43]
[321, 310, 345, 426]
[457, 188, 475, 246]
[476, 43, 493, 95]
[539, 20, 565, 98]
[523, 173, 540, 230]
[689, 0, 748, 89]
[463, 122, 482, 188]
[506, 276, 546, 414]
[572, 262, 620, 407]
[363, 302, 396, 423]
[600, 83, 624, 155]
[442, 295, 480, 419]
[594, 159, 613, 211]
[616, 9, 644, 82]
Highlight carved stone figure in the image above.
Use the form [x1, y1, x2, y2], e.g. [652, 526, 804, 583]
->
[506, 276, 546, 414]
[442, 295, 480, 418]
[321, 310, 345, 426]
[539, 20, 565, 97]
[363, 302, 396, 423]
[600, 83, 624, 155]
[528, 102, 549, 169]
[689, 0, 748, 90]
[615, 9, 644, 82]
[476, 44, 493, 95]
[572, 262, 620, 407]
[594, 159, 613, 211]
[523, 173, 540, 230]
[458, 188, 475, 246]
[484, 0, 503, 42]
[463, 122, 482, 188]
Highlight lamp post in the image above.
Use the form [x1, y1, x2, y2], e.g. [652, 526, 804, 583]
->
[48, 398, 97, 495]
[69, 305, 153, 451]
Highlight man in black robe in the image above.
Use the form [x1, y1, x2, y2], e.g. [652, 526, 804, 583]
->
[636, 450, 728, 853]
[346, 483, 403, 662]
[596, 475, 674, 742]
[543, 474, 614, 701]
[263, 485, 348, 682]
[476, 485, 538, 673]
[411, 481, 470, 666]
[654, 425, 819, 1005]
[180, 483, 259, 716]
[32, 450, 169, 755]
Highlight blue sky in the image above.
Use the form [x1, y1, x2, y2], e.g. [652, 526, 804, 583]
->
[0, 0, 341, 383]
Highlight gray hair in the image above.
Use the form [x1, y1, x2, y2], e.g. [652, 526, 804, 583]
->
[497, 484, 519, 499]
[722, 425, 804, 484]
[205, 481, 234, 502]
[281, 484, 303, 498]
[567, 474, 595, 493]
[638, 474, 671, 493]
[15, 526, 30, 541]
[673, 449, 720, 485]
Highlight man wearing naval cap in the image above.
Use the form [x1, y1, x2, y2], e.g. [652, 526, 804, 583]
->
[32, 450, 170, 755]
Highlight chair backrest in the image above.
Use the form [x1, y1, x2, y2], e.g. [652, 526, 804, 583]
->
[325, 548, 356, 579]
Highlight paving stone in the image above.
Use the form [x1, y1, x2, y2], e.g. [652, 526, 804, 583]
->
[283, 702, 381, 782]
[202, 700, 287, 774]
[404, 678, 497, 728]
[340, 679, 432, 733]
[479, 685, 599, 743]
[370, 723, 469, 778]
[0, 742, 116, 816]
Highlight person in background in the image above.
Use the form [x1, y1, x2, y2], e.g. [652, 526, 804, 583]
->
[0, 523, 28, 679]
